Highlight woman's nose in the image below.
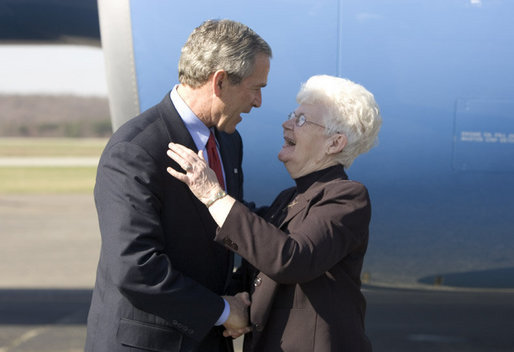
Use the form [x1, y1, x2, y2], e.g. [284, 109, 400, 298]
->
[282, 117, 294, 129]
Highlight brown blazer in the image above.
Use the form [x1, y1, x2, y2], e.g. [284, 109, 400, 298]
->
[216, 165, 372, 352]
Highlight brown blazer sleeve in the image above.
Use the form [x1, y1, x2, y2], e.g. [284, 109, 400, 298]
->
[214, 179, 371, 284]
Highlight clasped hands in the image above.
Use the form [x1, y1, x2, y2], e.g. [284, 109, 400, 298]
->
[222, 292, 253, 338]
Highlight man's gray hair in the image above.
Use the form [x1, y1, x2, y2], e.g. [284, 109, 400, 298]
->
[297, 75, 382, 168]
[179, 19, 272, 88]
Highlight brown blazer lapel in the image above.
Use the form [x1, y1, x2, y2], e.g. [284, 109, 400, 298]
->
[279, 174, 334, 228]
[279, 191, 314, 228]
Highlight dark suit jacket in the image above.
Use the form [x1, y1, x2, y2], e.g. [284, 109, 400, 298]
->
[216, 165, 372, 352]
[85, 93, 244, 352]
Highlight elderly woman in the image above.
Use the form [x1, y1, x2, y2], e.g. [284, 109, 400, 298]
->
[167, 75, 381, 352]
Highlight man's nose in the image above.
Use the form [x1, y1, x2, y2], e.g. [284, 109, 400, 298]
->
[252, 90, 262, 108]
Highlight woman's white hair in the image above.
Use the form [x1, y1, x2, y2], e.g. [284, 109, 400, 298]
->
[296, 75, 382, 167]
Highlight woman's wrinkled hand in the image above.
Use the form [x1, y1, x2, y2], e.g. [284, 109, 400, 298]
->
[166, 143, 222, 204]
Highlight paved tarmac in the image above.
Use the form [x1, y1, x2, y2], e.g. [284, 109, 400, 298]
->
[1, 194, 513, 352]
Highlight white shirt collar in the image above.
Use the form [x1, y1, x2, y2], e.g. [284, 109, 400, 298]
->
[169, 85, 210, 152]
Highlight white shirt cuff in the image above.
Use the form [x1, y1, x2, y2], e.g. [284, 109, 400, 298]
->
[214, 298, 230, 326]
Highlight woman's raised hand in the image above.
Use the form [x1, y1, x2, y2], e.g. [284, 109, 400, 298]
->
[166, 143, 222, 204]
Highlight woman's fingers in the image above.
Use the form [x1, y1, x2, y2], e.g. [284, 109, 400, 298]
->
[166, 166, 188, 184]
[166, 145, 197, 185]
[167, 143, 207, 172]
[167, 143, 194, 163]
[168, 142, 198, 162]
[166, 149, 192, 174]
[198, 149, 205, 161]
[166, 143, 221, 204]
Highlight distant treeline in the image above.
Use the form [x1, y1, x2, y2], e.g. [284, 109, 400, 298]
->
[0, 94, 112, 138]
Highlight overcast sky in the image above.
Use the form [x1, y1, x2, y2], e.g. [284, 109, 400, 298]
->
[0, 45, 107, 96]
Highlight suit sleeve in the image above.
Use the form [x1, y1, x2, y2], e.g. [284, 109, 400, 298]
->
[95, 141, 224, 341]
[214, 183, 371, 284]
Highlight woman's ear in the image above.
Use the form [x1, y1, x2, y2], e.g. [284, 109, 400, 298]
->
[326, 133, 347, 155]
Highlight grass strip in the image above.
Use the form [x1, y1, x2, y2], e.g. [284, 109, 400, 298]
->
[0, 138, 108, 157]
[0, 167, 97, 194]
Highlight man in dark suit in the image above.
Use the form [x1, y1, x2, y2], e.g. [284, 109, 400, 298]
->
[85, 19, 271, 352]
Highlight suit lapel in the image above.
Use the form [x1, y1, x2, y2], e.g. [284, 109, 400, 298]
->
[156, 93, 197, 152]
[157, 93, 214, 231]
[158, 95, 235, 289]
[159, 95, 237, 191]
[215, 129, 240, 197]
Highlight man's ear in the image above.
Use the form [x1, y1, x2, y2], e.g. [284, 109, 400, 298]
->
[326, 133, 347, 155]
[212, 70, 227, 97]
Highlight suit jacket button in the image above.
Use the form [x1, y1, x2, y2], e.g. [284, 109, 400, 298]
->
[223, 238, 232, 246]
[231, 243, 238, 251]
[253, 277, 262, 287]
[254, 323, 263, 332]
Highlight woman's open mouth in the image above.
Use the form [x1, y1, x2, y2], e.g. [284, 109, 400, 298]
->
[284, 136, 296, 146]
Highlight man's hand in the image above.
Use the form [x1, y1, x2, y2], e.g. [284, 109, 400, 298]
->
[221, 292, 252, 338]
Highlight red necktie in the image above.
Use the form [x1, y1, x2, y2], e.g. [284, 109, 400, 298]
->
[206, 131, 225, 190]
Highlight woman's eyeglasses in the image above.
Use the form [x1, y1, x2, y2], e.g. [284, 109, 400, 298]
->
[288, 112, 326, 129]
